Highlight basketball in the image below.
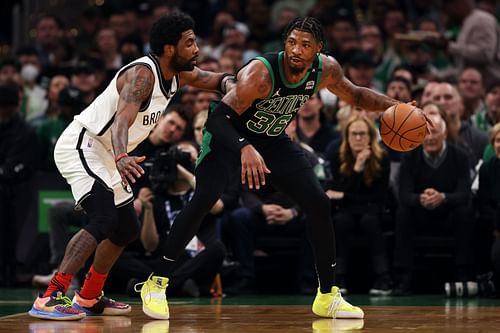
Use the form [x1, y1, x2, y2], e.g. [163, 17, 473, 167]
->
[379, 103, 427, 152]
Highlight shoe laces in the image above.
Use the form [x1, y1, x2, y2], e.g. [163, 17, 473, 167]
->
[133, 281, 145, 293]
[54, 292, 73, 308]
[327, 292, 343, 317]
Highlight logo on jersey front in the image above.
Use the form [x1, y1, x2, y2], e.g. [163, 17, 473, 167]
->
[142, 110, 162, 126]
[247, 94, 310, 136]
[272, 88, 281, 97]
[255, 94, 309, 115]
[305, 80, 315, 90]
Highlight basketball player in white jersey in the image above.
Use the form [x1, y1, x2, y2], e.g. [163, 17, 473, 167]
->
[29, 12, 235, 320]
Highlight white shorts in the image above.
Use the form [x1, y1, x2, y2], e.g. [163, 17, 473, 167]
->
[54, 121, 133, 207]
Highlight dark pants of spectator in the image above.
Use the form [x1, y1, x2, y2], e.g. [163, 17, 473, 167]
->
[492, 239, 500, 275]
[109, 240, 226, 296]
[0, 185, 16, 287]
[229, 207, 315, 286]
[393, 204, 475, 279]
[333, 210, 389, 277]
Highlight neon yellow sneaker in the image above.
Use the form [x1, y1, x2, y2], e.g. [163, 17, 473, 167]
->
[312, 287, 364, 319]
[135, 274, 169, 319]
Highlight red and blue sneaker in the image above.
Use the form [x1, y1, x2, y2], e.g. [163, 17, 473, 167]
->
[29, 291, 85, 320]
[72, 291, 131, 316]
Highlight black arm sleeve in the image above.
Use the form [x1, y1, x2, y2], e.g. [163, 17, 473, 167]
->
[205, 101, 250, 153]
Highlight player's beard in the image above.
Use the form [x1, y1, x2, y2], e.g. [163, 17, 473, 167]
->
[286, 55, 305, 74]
[289, 64, 304, 75]
[171, 51, 196, 72]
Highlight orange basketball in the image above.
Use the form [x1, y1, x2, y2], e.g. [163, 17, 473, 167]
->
[379, 103, 426, 152]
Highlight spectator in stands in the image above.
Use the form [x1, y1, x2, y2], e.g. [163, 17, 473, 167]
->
[16, 47, 47, 125]
[458, 67, 486, 121]
[398, 41, 439, 84]
[0, 84, 38, 286]
[296, 93, 339, 155]
[477, 123, 500, 286]
[197, 57, 220, 73]
[0, 59, 21, 86]
[192, 91, 220, 116]
[432, 82, 488, 168]
[220, 44, 244, 71]
[37, 86, 85, 172]
[393, 114, 474, 295]
[192, 111, 208, 146]
[420, 80, 439, 106]
[219, 56, 237, 75]
[359, 23, 391, 86]
[326, 115, 391, 295]
[472, 81, 500, 134]
[33, 15, 64, 68]
[109, 141, 226, 297]
[386, 76, 412, 103]
[390, 64, 415, 87]
[345, 50, 383, 92]
[119, 35, 144, 65]
[441, 0, 500, 86]
[211, 22, 249, 60]
[320, 6, 359, 62]
[108, 10, 136, 43]
[93, 27, 123, 71]
[70, 61, 99, 107]
[44, 74, 69, 118]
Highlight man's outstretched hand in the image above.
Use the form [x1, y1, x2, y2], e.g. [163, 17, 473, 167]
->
[240, 145, 271, 190]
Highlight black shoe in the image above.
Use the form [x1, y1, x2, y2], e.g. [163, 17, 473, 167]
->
[180, 278, 200, 297]
[393, 273, 412, 296]
[369, 274, 393, 296]
[225, 278, 256, 295]
[126, 278, 140, 297]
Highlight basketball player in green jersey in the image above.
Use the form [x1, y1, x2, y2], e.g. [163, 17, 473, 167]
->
[137, 17, 428, 319]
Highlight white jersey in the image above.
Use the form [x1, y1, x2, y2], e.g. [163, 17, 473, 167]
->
[74, 54, 179, 152]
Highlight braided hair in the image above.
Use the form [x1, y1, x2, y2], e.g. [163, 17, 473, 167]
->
[282, 17, 324, 45]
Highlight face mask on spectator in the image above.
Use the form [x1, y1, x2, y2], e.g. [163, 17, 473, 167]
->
[20, 64, 39, 82]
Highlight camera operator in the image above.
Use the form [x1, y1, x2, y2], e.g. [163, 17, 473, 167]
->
[130, 105, 189, 213]
[108, 141, 227, 297]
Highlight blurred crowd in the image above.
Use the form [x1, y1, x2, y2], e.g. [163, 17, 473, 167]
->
[1, 0, 500, 297]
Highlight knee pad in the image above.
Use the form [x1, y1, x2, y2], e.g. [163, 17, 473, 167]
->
[109, 202, 140, 246]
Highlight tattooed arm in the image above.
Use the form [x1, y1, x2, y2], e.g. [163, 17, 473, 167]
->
[319, 55, 400, 112]
[179, 67, 235, 93]
[112, 65, 154, 185]
[222, 60, 271, 114]
[216, 61, 272, 190]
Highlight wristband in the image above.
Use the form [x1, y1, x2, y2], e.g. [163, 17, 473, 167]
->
[115, 153, 128, 163]
[219, 73, 235, 94]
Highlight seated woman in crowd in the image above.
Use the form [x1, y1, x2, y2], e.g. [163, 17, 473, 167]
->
[326, 115, 392, 296]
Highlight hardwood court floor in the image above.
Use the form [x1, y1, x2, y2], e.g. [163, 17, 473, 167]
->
[1, 290, 500, 332]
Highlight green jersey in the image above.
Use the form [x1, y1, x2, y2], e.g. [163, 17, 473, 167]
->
[235, 51, 323, 140]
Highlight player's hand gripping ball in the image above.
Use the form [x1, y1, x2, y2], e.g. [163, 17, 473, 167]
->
[379, 103, 426, 152]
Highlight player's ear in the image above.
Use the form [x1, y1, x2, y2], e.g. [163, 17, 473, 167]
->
[316, 42, 323, 54]
[164, 44, 175, 57]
